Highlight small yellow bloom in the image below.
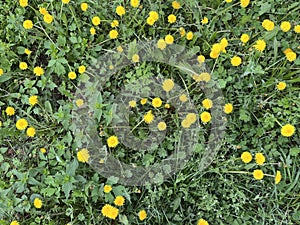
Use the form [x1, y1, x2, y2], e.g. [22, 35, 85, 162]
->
[253, 169, 264, 180]
[78, 65, 86, 74]
[138, 210, 147, 221]
[68, 71, 77, 80]
[101, 204, 119, 219]
[240, 34, 250, 44]
[294, 25, 300, 33]
[33, 198, 42, 209]
[29, 95, 38, 106]
[5, 106, 15, 116]
[19, 62, 28, 70]
[200, 111, 211, 123]
[103, 184, 112, 193]
[0, 68, 4, 76]
[129, 100, 137, 108]
[186, 113, 197, 124]
[144, 110, 154, 124]
[280, 21, 291, 32]
[132, 54, 140, 63]
[140, 98, 147, 105]
[114, 196, 125, 206]
[165, 34, 174, 45]
[286, 51, 297, 62]
[202, 99, 213, 110]
[90, 27, 96, 35]
[76, 99, 84, 107]
[62, 0, 70, 4]
[179, 94, 188, 102]
[19, 0, 28, 7]
[16, 118, 28, 130]
[275, 171, 282, 184]
[157, 121, 167, 131]
[197, 218, 209, 225]
[149, 11, 159, 21]
[276, 82, 286, 91]
[255, 153, 265, 165]
[168, 14, 176, 24]
[77, 148, 90, 163]
[181, 119, 191, 128]
[26, 127, 36, 137]
[223, 103, 233, 114]
[240, 0, 250, 8]
[40, 148, 47, 154]
[172, 1, 181, 9]
[241, 151, 252, 163]
[186, 31, 194, 40]
[201, 17, 208, 25]
[231, 56, 242, 66]
[162, 79, 174, 92]
[107, 136, 119, 148]
[81, 3, 88, 11]
[33, 66, 44, 76]
[111, 20, 119, 28]
[262, 19, 275, 31]
[152, 97, 162, 108]
[39, 8, 48, 15]
[179, 27, 186, 37]
[116, 6, 126, 16]
[281, 124, 295, 137]
[130, 0, 139, 8]
[44, 14, 53, 24]
[197, 55, 205, 63]
[23, 20, 33, 29]
[225, 0, 232, 3]
[109, 30, 119, 39]
[146, 17, 155, 26]
[10, 221, 19, 225]
[157, 39, 167, 50]
[92, 16, 101, 26]
[253, 39, 266, 52]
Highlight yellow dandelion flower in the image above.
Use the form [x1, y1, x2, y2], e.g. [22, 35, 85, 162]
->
[5, 106, 15, 116]
[223, 103, 233, 114]
[240, 34, 250, 43]
[200, 111, 211, 123]
[254, 39, 266, 52]
[111, 20, 119, 28]
[92, 16, 101, 26]
[129, 100, 137, 108]
[286, 51, 297, 62]
[157, 121, 167, 131]
[294, 25, 300, 33]
[241, 151, 252, 163]
[19, 0, 28, 7]
[149, 11, 159, 21]
[107, 136, 119, 148]
[240, 0, 250, 8]
[172, 1, 181, 9]
[255, 153, 265, 165]
[275, 171, 282, 184]
[132, 54, 140, 62]
[197, 55, 205, 63]
[186, 31, 194, 40]
[179, 27, 186, 37]
[202, 99, 213, 110]
[276, 82, 286, 91]
[140, 98, 147, 105]
[114, 196, 125, 206]
[146, 17, 155, 26]
[19, 62, 28, 70]
[162, 79, 174, 92]
[157, 39, 167, 50]
[253, 169, 264, 180]
[225, 0, 232, 3]
[10, 221, 19, 225]
[138, 210, 147, 221]
[201, 17, 209, 24]
[23, 20, 33, 29]
[103, 184, 112, 193]
[44, 14, 53, 24]
[181, 119, 191, 128]
[130, 0, 140, 8]
[76, 99, 84, 107]
[101, 204, 119, 220]
[33, 198, 42, 209]
[81, 3, 88, 11]
[77, 148, 90, 163]
[39, 7, 48, 15]
[281, 124, 295, 137]
[116, 6, 125, 16]
[0, 68, 4, 76]
[68, 71, 77, 80]
[152, 97, 162, 108]
[90, 27, 96, 35]
[186, 113, 197, 124]
[197, 218, 209, 225]
[33, 66, 44, 76]
[78, 65, 86, 74]
[117, 46, 123, 52]
[109, 29, 119, 39]
[16, 118, 28, 130]
[231, 56, 242, 66]
[280, 21, 291, 32]
[29, 95, 38, 106]
[26, 127, 36, 137]
[165, 34, 174, 45]
[144, 110, 154, 124]
[168, 14, 176, 24]
[262, 19, 275, 31]
[40, 148, 47, 154]
[179, 94, 188, 102]
[62, 0, 70, 4]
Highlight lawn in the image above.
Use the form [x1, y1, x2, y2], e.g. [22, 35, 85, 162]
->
[0, 0, 299, 224]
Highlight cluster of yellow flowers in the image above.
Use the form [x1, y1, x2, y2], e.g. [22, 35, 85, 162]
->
[240, 151, 282, 184]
